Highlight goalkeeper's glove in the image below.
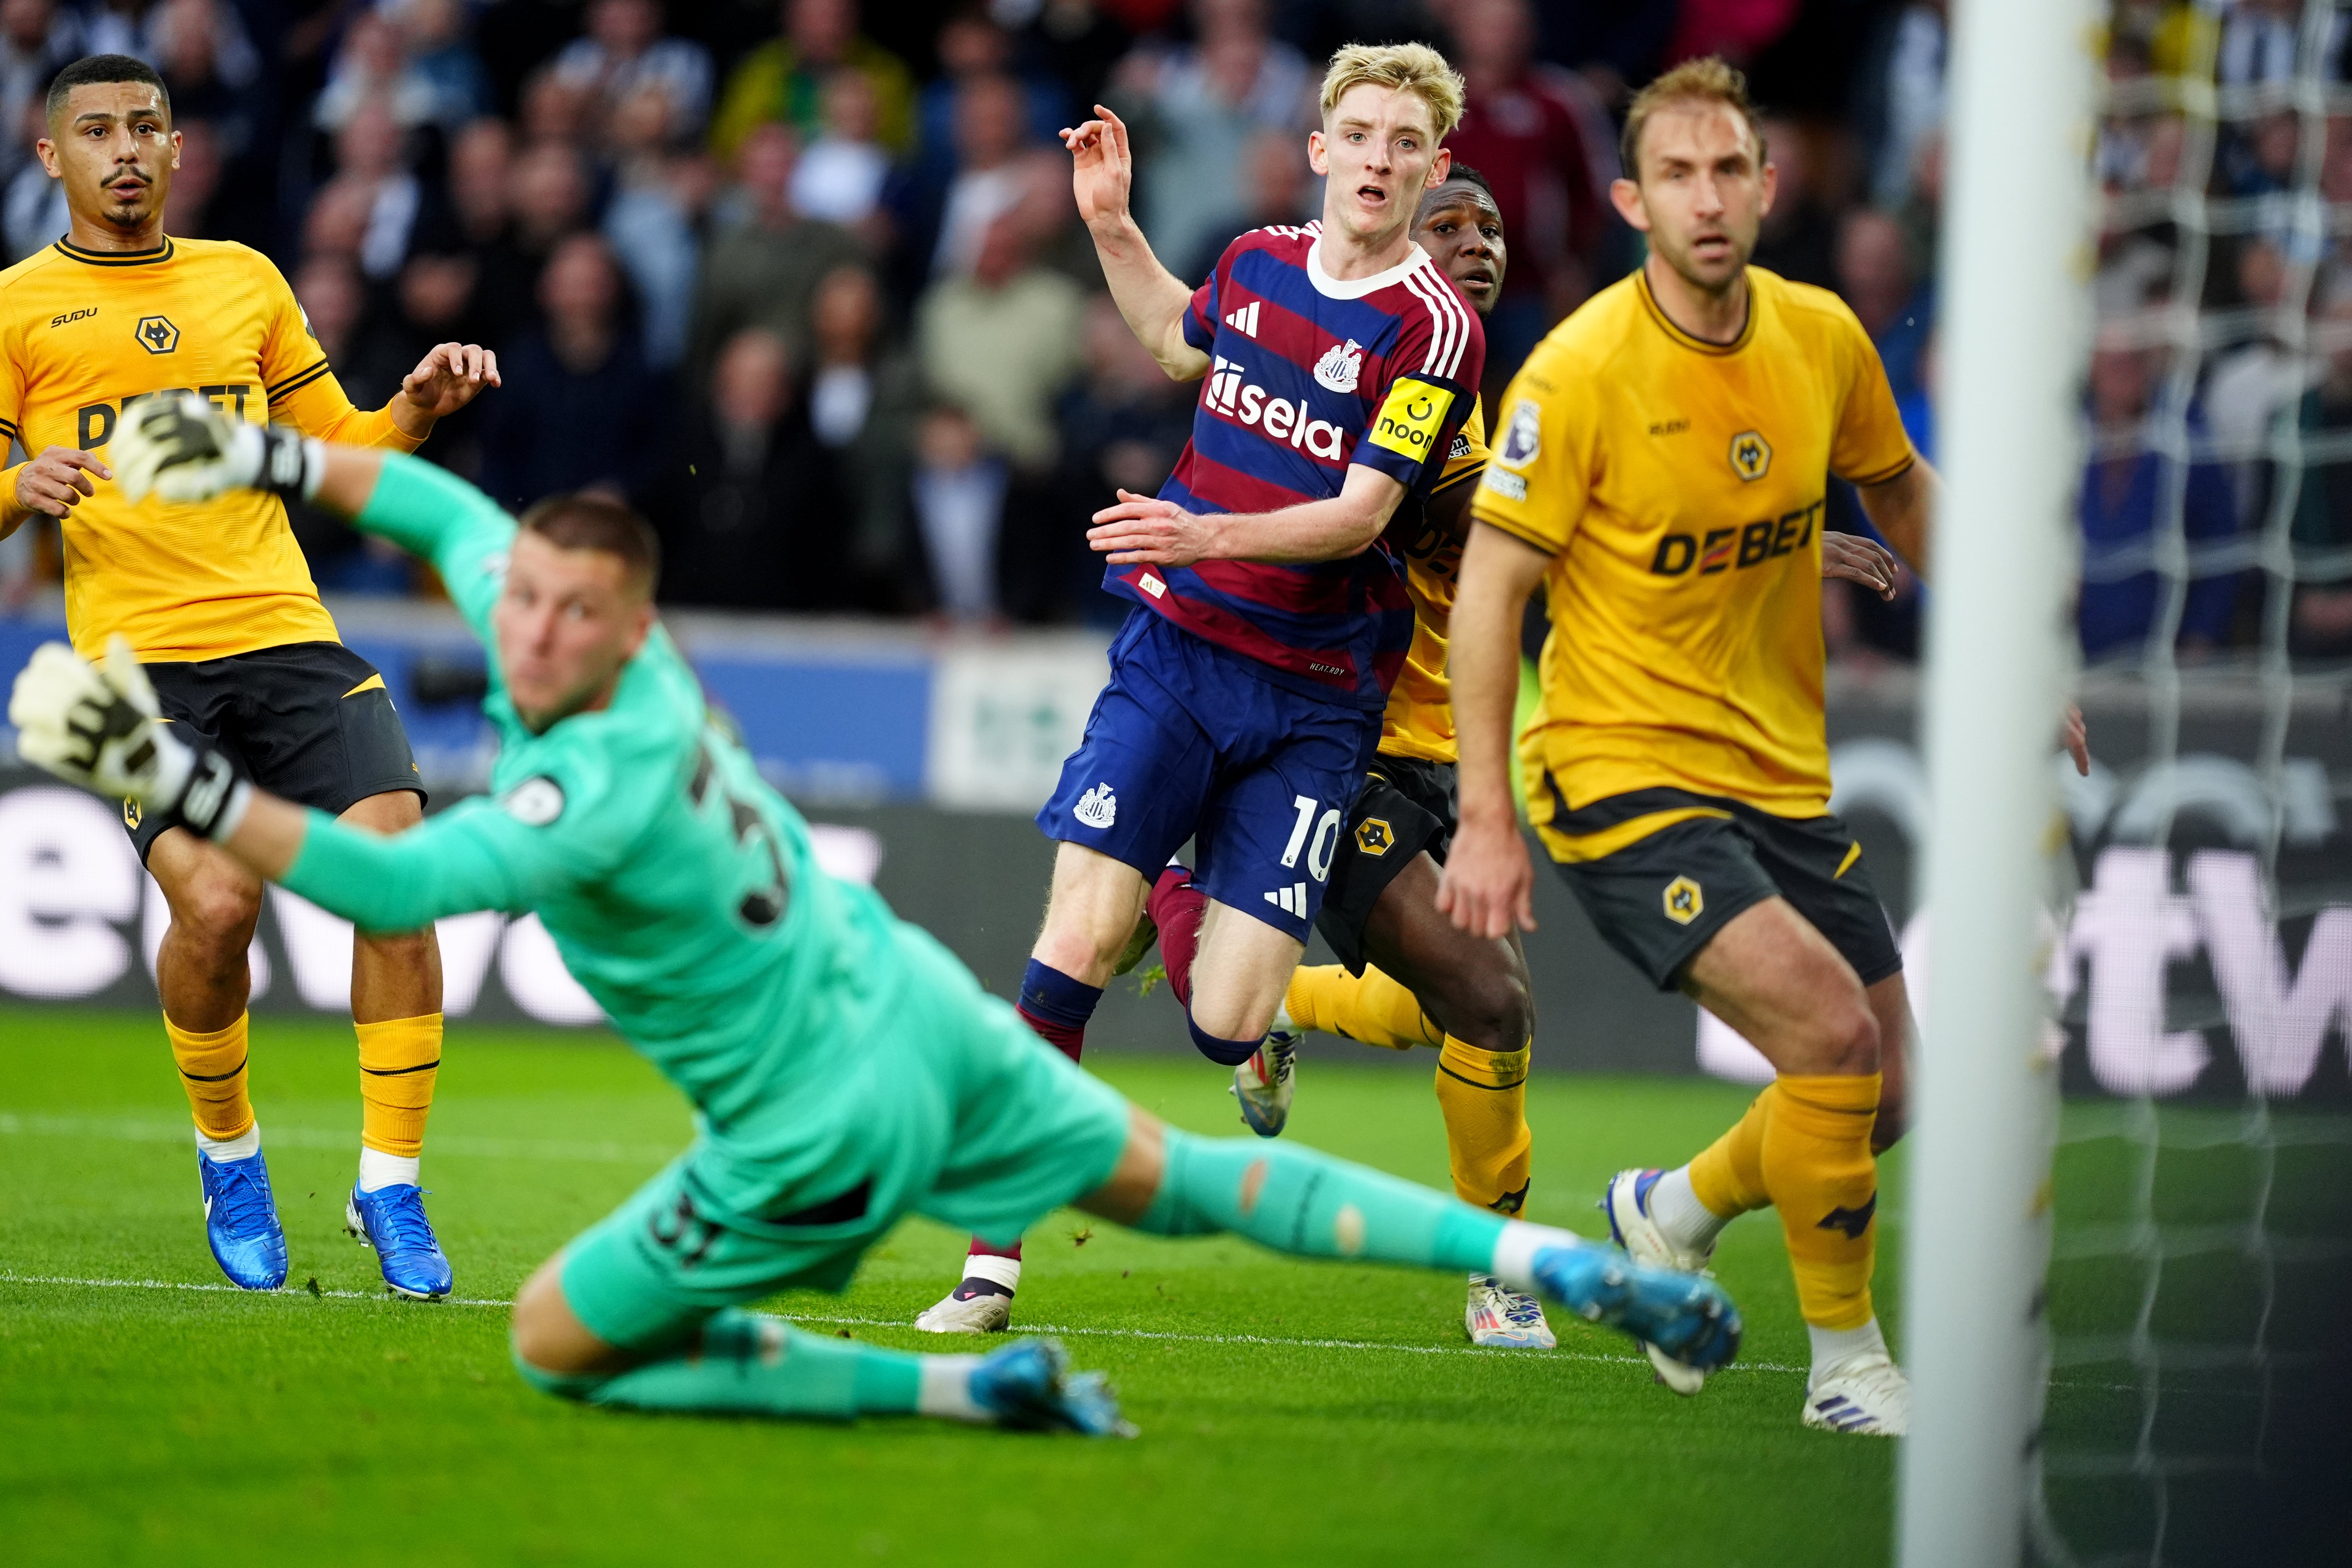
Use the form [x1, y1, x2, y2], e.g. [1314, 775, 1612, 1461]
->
[114, 390, 322, 506]
[7, 636, 251, 840]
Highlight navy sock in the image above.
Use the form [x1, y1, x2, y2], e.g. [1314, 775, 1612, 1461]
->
[1017, 959, 1101, 1063]
[1188, 1015, 1263, 1067]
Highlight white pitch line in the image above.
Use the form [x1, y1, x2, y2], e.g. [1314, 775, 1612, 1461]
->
[0, 1272, 1803, 1374]
[0, 1112, 679, 1166]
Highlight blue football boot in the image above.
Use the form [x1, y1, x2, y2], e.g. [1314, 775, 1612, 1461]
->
[968, 1338, 1135, 1437]
[1530, 1241, 1742, 1374]
[345, 1183, 454, 1301]
[198, 1147, 289, 1290]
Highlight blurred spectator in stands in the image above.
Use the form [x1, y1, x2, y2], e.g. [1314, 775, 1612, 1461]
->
[160, 119, 221, 236]
[474, 140, 593, 343]
[913, 5, 1068, 191]
[0, 0, 77, 189]
[805, 263, 921, 604]
[303, 174, 373, 265]
[2078, 332, 2239, 661]
[602, 82, 708, 369]
[1002, 0, 1131, 109]
[2222, 106, 2300, 201]
[918, 213, 1085, 620]
[315, 8, 439, 132]
[447, 117, 512, 247]
[323, 100, 448, 283]
[642, 326, 844, 610]
[1835, 207, 1930, 405]
[2292, 282, 2352, 656]
[1446, 0, 1617, 392]
[1180, 123, 1309, 285]
[392, 0, 494, 129]
[1056, 291, 1192, 624]
[552, 0, 713, 143]
[481, 234, 668, 508]
[913, 403, 1003, 622]
[710, 0, 915, 163]
[791, 67, 890, 235]
[288, 256, 415, 593]
[153, 0, 253, 155]
[1858, 0, 1946, 211]
[2216, 0, 2328, 87]
[691, 122, 866, 378]
[1750, 114, 1837, 290]
[517, 64, 594, 147]
[2206, 235, 2306, 528]
[1115, 0, 1312, 286]
[926, 73, 1056, 280]
[2, 90, 60, 261]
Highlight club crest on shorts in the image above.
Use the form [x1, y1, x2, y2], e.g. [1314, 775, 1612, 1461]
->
[122, 796, 140, 830]
[1728, 430, 1771, 481]
[1663, 875, 1703, 924]
[134, 314, 180, 354]
[1353, 817, 1395, 857]
[1074, 782, 1117, 829]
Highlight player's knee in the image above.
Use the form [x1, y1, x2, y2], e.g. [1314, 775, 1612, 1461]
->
[1431, 956, 1532, 1052]
[171, 863, 261, 951]
[1811, 998, 1880, 1078]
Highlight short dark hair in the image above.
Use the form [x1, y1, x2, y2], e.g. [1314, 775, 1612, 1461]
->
[1418, 163, 1497, 222]
[46, 54, 171, 126]
[518, 494, 661, 599]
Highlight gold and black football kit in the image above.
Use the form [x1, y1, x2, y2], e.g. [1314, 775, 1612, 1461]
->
[1472, 267, 1916, 987]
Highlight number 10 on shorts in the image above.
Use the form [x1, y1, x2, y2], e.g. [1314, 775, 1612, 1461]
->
[1282, 794, 1343, 883]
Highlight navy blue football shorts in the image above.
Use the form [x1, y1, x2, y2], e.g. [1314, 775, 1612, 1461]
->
[1037, 608, 1383, 941]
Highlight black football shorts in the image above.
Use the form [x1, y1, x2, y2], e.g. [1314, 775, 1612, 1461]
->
[1314, 752, 1456, 974]
[1539, 780, 1902, 993]
[123, 641, 423, 861]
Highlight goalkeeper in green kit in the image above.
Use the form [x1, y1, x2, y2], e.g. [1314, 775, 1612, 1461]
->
[9, 395, 1741, 1436]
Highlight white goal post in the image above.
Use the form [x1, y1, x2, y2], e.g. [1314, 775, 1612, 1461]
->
[1897, 0, 2102, 1562]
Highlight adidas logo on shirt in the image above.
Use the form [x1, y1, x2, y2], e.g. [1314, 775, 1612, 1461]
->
[1264, 881, 1310, 916]
[1223, 301, 1261, 337]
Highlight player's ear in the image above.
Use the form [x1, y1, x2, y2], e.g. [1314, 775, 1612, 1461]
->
[169, 128, 181, 170]
[33, 137, 56, 178]
[1426, 147, 1451, 189]
[1757, 157, 1778, 218]
[1608, 177, 1649, 232]
[1306, 129, 1328, 176]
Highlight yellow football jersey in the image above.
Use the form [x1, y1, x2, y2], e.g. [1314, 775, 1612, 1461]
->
[1470, 267, 1914, 841]
[0, 236, 425, 661]
[1379, 396, 1488, 764]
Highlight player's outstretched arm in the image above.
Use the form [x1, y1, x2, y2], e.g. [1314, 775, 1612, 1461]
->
[1853, 456, 1938, 585]
[1087, 464, 1408, 566]
[1062, 105, 1208, 381]
[1436, 523, 1552, 940]
[9, 637, 559, 930]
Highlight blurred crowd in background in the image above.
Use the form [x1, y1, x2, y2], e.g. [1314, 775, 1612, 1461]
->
[0, 0, 2343, 670]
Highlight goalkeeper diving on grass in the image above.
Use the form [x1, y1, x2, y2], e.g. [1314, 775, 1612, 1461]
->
[9, 394, 1740, 1436]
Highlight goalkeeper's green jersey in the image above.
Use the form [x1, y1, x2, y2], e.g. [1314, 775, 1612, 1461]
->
[279, 456, 913, 1206]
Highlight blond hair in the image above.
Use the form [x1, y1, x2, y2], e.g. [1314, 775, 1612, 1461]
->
[1619, 56, 1768, 180]
[1318, 42, 1465, 143]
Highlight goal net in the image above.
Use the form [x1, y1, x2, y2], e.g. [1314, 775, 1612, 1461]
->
[1908, 2, 2352, 1564]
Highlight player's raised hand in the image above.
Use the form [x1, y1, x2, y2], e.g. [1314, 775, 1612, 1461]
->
[1820, 531, 1899, 600]
[1088, 489, 1214, 566]
[10, 634, 248, 837]
[1435, 817, 1538, 939]
[12, 445, 110, 518]
[400, 342, 501, 420]
[1060, 104, 1134, 227]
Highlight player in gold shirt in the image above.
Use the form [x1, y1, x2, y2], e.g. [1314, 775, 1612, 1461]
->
[0, 56, 498, 1297]
[1440, 60, 1958, 1435]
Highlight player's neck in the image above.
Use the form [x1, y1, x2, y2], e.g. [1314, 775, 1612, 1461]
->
[65, 208, 167, 254]
[1643, 252, 1749, 346]
[1314, 209, 1418, 281]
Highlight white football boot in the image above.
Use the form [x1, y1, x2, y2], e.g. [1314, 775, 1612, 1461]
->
[1802, 1351, 1911, 1436]
[1600, 1167, 1713, 1395]
[1464, 1273, 1557, 1348]
[1230, 1030, 1299, 1137]
[916, 1283, 1014, 1334]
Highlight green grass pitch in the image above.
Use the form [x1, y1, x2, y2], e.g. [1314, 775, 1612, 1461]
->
[1, 1006, 1904, 1566]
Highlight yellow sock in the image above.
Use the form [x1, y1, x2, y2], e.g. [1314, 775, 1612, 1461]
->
[1761, 1073, 1882, 1330]
[1434, 1035, 1533, 1212]
[167, 1012, 253, 1141]
[1688, 1089, 1773, 1218]
[1285, 964, 1443, 1050]
[357, 1013, 443, 1158]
